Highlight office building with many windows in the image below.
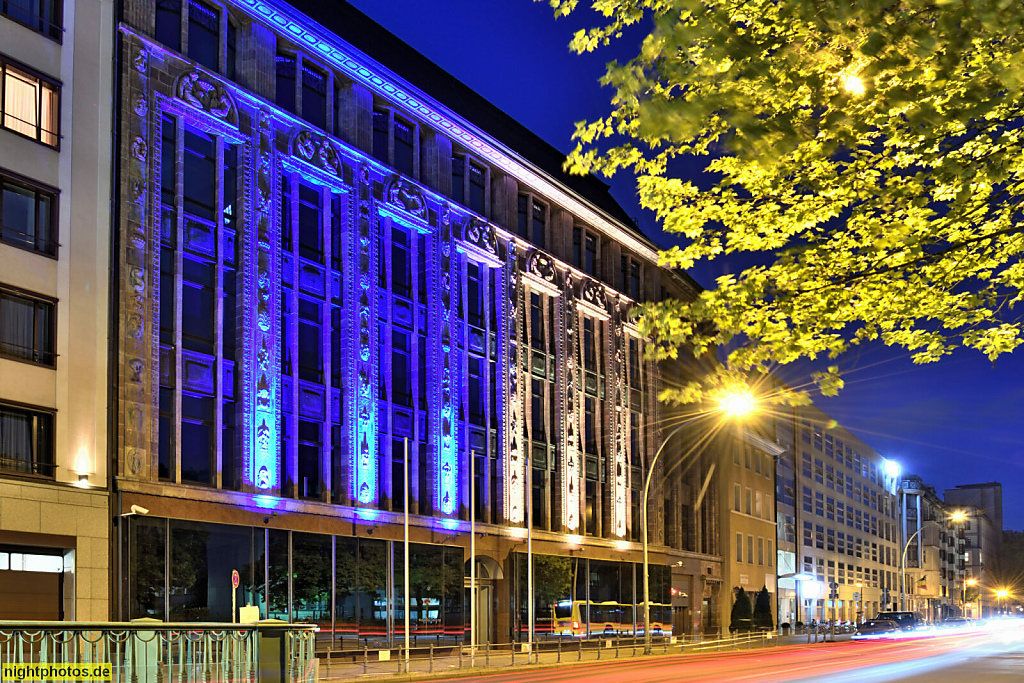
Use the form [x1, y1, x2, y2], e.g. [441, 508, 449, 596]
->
[0, 0, 113, 620]
[110, 0, 722, 643]
[774, 403, 901, 627]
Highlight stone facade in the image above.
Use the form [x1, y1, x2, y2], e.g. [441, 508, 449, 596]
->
[110, 0, 716, 642]
[0, 0, 113, 620]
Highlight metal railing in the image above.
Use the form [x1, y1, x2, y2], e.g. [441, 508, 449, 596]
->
[0, 621, 318, 683]
[317, 632, 781, 679]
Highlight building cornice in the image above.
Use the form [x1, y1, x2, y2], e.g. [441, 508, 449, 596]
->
[231, 0, 660, 262]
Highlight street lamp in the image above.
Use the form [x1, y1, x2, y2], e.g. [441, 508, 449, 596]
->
[996, 588, 1009, 616]
[642, 391, 756, 655]
[964, 578, 977, 618]
[900, 511, 967, 612]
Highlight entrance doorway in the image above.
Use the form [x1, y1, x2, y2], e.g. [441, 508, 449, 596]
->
[465, 556, 503, 645]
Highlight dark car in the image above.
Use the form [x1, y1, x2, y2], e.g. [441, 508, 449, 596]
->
[853, 619, 900, 640]
[873, 611, 927, 631]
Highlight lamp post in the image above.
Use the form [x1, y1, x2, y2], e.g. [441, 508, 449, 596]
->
[642, 391, 755, 655]
[900, 511, 966, 612]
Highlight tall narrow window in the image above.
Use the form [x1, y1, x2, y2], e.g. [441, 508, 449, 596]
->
[180, 394, 212, 484]
[468, 161, 486, 216]
[297, 183, 323, 263]
[466, 262, 483, 327]
[1, 59, 60, 147]
[372, 109, 388, 164]
[187, 0, 219, 72]
[181, 258, 214, 354]
[584, 232, 597, 276]
[297, 298, 322, 383]
[182, 128, 215, 221]
[275, 53, 296, 114]
[393, 116, 414, 176]
[160, 115, 177, 245]
[0, 172, 56, 256]
[531, 198, 546, 248]
[516, 194, 529, 240]
[0, 287, 54, 366]
[155, 0, 182, 52]
[391, 331, 411, 407]
[297, 420, 322, 499]
[301, 64, 327, 131]
[451, 156, 465, 206]
[391, 226, 411, 299]
[572, 227, 581, 268]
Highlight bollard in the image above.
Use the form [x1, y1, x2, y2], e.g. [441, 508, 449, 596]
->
[429, 644, 434, 674]
[486, 641, 490, 667]
[459, 644, 463, 669]
[578, 639, 582, 662]
[557, 639, 562, 663]
[362, 645, 368, 675]
[597, 640, 601, 660]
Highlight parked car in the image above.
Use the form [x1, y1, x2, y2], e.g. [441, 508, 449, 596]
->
[853, 619, 901, 640]
[873, 611, 928, 631]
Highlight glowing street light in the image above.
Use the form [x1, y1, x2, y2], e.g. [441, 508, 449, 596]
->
[900, 509, 970, 611]
[842, 74, 866, 96]
[642, 390, 757, 654]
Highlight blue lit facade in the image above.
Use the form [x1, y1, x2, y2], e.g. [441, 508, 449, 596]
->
[113, 0, 722, 642]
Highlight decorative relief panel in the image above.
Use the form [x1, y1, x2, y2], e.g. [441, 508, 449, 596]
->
[120, 37, 153, 480]
[293, 129, 344, 177]
[349, 165, 378, 505]
[526, 249, 557, 286]
[561, 272, 581, 531]
[244, 110, 280, 492]
[175, 70, 236, 122]
[433, 204, 459, 516]
[383, 175, 427, 220]
[462, 217, 498, 258]
[611, 303, 630, 538]
[504, 238, 525, 524]
[581, 278, 609, 315]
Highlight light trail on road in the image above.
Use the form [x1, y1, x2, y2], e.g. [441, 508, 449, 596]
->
[434, 632, 1010, 683]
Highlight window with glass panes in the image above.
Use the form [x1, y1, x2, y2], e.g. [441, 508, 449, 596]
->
[516, 193, 547, 248]
[0, 169, 57, 255]
[0, 58, 59, 147]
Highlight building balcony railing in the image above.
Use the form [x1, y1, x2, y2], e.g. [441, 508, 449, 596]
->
[0, 621, 317, 683]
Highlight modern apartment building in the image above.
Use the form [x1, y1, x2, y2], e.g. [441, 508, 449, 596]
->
[109, 0, 721, 644]
[0, 0, 113, 619]
[944, 482, 1002, 616]
[899, 475, 964, 621]
[774, 403, 901, 627]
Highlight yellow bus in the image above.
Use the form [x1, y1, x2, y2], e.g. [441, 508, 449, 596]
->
[552, 600, 672, 637]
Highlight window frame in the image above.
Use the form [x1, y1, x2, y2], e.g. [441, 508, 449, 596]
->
[0, 167, 59, 258]
[451, 151, 489, 217]
[0, 56, 61, 149]
[0, 399, 56, 479]
[0, 283, 56, 367]
[0, 0, 63, 42]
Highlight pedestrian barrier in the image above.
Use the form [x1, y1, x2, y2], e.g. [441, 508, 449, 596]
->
[315, 631, 782, 679]
[0, 620, 318, 683]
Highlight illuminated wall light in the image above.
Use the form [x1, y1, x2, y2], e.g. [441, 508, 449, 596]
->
[566, 534, 582, 547]
[615, 539, 630, 552]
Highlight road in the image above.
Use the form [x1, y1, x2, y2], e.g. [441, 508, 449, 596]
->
[424, 631, 1024, 683]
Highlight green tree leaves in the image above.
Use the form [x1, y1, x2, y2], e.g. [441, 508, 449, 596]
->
[549, 0, 1024, 401]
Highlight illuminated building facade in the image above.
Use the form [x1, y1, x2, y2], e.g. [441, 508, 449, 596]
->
[944, 481, 1002, 616]
[774, 403, 901, 627]
[899, 475, 964, 622]
[0, 0, 112, 620]
[719, 427, 783, 632]
[111, 0, 716, 642]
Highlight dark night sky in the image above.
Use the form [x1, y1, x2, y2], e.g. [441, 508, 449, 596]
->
[346, 0, 1024, 529]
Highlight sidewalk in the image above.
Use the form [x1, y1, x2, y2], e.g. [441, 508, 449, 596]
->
[317, 632, 853, 681]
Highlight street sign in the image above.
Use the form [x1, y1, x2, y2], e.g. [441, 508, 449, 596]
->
[231, 569, 240, 624]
